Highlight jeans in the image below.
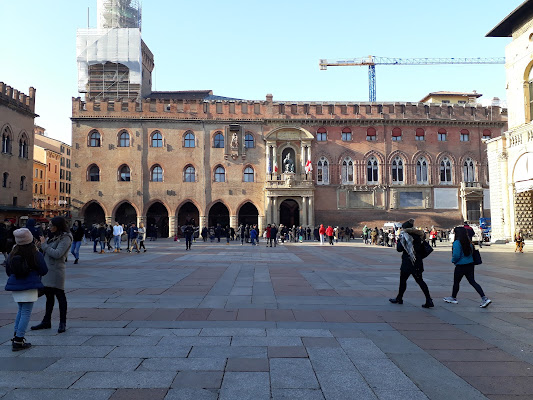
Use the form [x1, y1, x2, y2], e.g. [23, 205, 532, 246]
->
[42, 287, 68, 324]
[113, 235, 121, 250]
[14, 301, 34, 338]
[397, 270, 431, 301]
[251, 237, 256, 245]
[452, 263, 485, 298]
[70, 241, 82, 259]
[100, 241, 105, 251]
[93, 240, 98, 252]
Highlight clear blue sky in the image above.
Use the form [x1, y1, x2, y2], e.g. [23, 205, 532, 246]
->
[0, 0, 516, 144]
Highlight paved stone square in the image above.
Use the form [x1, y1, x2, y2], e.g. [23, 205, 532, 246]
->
[0, 238, 532, 399]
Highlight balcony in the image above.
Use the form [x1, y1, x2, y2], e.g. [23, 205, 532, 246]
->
[265, 173, 314, 189]
[461, 181, 482, 189]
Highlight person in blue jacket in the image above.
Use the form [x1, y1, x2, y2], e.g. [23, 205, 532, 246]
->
[250, 225, 258, 245]
[4, 228, 48, 351]
[444, 226, 491, 308]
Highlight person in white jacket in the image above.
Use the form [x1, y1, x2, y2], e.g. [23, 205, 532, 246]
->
[112, 221, 123, 252]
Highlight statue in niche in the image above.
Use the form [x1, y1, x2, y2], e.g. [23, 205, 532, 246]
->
[283, 153, 295, 173]
[231, 132, 239, 149]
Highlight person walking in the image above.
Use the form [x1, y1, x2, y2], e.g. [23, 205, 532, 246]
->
[70, 220, 84, 263]
[98, 223, 107, 253]
[250, 225, 258, 245]
[33, 217, 73, 333]
[128, 223, 139, 253]
[319, 224, 326, 245]
[184, 224, 194, 250]
[138, 223, 146, 252]
[514, 230, 524, 253]
[112, 221, 123, 252]
[389, 219, 434, 308]
[5, 228, 48, 351]
[265, 225, 271, 247]
[225, 225, 231, 245]
[444, 226, 492, 308]
[430, 226, 438, 248]
[270, 224, 278, 247]
[90, 224, 99, 253]
[362, 225, 369, 244]
[326, 225, 334, 245]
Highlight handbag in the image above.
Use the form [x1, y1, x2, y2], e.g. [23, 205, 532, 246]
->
[473, 248, 482, 265]
[421, 241, 434, 258]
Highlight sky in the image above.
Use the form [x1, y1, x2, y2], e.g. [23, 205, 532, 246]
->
[0, 0, 517, 145]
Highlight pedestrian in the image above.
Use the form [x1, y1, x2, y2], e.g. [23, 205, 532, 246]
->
[430, 226, 438, 248]
[5, 228, 48, 351]
[98, 223, 107, 253]
[265, 224, 271, 247]
[389, 219, 434, 308]
[313, 226, 319, 241]
[326, 225, 334, 245]
[25, 218, 42, 243]
[319, 224, 326, 245]
[201, 226, 208, 242]
[371, 227, 378, 245]
[128, 223, 139, 253]
[90, 224, 99, 252]
[33, 216, 73, 333]
[250, 225, 258, 245]
[463, 221, 475, 241]
[112, 221, 123, 252]
[225, 225, 231, 244]
[514, 230, 524, 253]
[245, 224, 250, 243]
[70, 220, 84, 264]
[138, 223, 146, 252]
[105, 224, 113, 250]
[362, 225, 369, 244]
[184, 223, 194, 250]
[215, 224, 222, 243]
[444, 226, 492, 308]
[270, 224, 278, 247]
[238, 224, 245, 245]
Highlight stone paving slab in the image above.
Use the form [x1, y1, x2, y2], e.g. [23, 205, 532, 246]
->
[138, 357, 227, 372]
[1, 389, 115, 400]
[71, 371, 177, 389]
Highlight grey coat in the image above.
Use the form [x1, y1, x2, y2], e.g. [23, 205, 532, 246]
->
[41, 232, 72, 290]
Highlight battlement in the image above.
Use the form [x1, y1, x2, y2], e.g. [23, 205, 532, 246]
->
[72, 93, 507, 123]
[0, 82, 36, 115]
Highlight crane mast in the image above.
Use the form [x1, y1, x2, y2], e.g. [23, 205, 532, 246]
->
[319, 56, 506, 102]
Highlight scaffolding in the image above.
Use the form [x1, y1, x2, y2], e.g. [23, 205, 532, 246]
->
[97, 0, 142, 30]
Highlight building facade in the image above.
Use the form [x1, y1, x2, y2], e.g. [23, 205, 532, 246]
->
[0, 82, 37, 223]
[486, 1, 533, 241]
[32, 145, 47, 212]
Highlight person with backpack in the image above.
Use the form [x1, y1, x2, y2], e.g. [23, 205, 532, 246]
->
[444, 226, 491, 308]
[32, 217, 73, 334]
[5, 228, 48, 351]
[70, 220, 84, 264]
[389, 219, 434, 308]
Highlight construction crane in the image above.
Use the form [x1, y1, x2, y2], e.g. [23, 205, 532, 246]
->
[319, 56, 506, 102]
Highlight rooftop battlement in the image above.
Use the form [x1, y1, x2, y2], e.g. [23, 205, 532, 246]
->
[0, 82, 36, 115]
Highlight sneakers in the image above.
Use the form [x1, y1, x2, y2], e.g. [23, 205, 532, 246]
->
[443, 297, 458, 304]
[389, 298, 403, 304]
[12, 337, 31, 352]
[480, 297, 492, 308]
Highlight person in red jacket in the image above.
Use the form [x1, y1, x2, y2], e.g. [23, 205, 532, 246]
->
[325, 226, 334, 245]
[319, 224, 326, 245]
[265, 225, 271, 247]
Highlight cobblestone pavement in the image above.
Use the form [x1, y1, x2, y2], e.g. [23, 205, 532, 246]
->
[0, 238, 532, 399]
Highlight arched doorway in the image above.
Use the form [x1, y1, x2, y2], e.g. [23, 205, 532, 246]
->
[238, 202, 258, 226]
[84, 202, 105, 226]
[115, 202, 137, 226]
[146, 202, 169, 238]
[280, 199, 299, 227]
[208, 202, 230, 227]
[177, 201, 199, 227]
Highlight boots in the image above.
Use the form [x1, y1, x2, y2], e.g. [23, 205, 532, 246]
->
[12, 336, 31, 351]
[422, 299, 434, 308]
[74, 258, 79, 264]
[389, 298, 403, 304]
[58, 322, 66, 333]
[31, 321, 51, 331]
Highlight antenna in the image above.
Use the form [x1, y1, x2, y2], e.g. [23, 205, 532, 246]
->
[87, 7, 90, 29]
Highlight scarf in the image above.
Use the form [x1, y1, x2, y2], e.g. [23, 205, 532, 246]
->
[399, 231, 417, 265]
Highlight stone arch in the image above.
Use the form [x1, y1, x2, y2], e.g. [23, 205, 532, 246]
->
[207, 200, 231, 227]
[87, 129, 102, 147]
[206, 199, 232, 217]
[337, 149, 358, 164]
[1, 123, 13, 136]
[81, 200, 108, 226]
[387, 150, 409, 165]
[111, 200, 140, 223]
[411, 150, 433, 165]
[176, 200, 201, 231]
[512, 152, 533, 183]
[81, 200, 109, 218]
[236, 200, 259, 226]
[264, 126, 314, 140]
[436, 151, 457, 166]
[143, 199, 171, 216]
[146, 200, 170, 238]
[364, 150, 385, 165]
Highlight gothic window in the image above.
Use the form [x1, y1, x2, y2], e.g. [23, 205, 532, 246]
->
[88, 131, 101, 147]
[88, 165, 100, 181]
[440, 157, 452, 184]
[213, 132, 224, 148]
[118, 165, 131, 181]
[151, 131, 163, 147]
[2, 128, 12, 154]
[367, 156, 379, 184]
[184, 132, 195, 148]
[118, 131, 130, 147]
[184, 165, 195, 182]
[317, 157, 329, 185]
[18, 134, 28, 158]
[341, 157, 354, 184]
[391, 127, 402, 142]
[245, 133, 255, 148]
[151, 165, 163, 182]
[482, 129, 492, 140]
[463, 157, 475, 182]
[317, 127, 327, 142]
[415, 128, 425, 141]
[391, 156, 404, 184]
[214, 165, 225, 182]
[244, 166, 254, 182]
[342, 127, 352, 141]
[366, 127, 376, 141]
[438, 128, 447, 142]
[460, 129, 470, 142]
[416, 157, 429, 184]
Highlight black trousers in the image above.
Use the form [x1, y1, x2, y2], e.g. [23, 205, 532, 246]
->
[185, 236, 192, 249]
[452, 263, 485, 298]
[139, 240, 146, 250]
[269, 238, 276, 247]
[42, 287, 67, 324]
[398, 270, 431, 301]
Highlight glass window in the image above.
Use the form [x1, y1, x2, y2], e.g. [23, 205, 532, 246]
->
[20, 176, 25, 190]
[438, 129, 447, 142]
[341, 157, 354, 184]
[88, 165, 100, 181]
[118, 131, 130, 147]
[415, 128, 425, 141]
[392, 127, 402, 141]
[482, 129, 491, 140]
[245, 133, 254, 148]
[367, 157, 378, 184]
[151, 131, 163, 147]
[214, 166, 225, 182]
[89, 131, 101, 147]
[317, 127, 327, 142]
[416, 157, 428, 184]
[2, 172, 8, 187]
[119, 165, 131, 181]
[460, 129, 470, 142]
[244, 166, 254, 182]
[440, 157, 452, 184]
[2, 128, 11, 154]
[463, 158, 475, 182]
[391, 157, 404, 183]
[342, 128, 352, 141]
[184, 132, 195, 148]
[151, 165, 163, 182]
[19, 136, 28, 158]
[317, 157, 329, 185]
[184, 165, 195, 182]
[366, 127, 376, 141]
[213, 133, 224, 148]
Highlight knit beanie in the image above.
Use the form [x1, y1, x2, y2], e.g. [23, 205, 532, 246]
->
[402, 219, 415, 229]
[13, 228, 34, 245]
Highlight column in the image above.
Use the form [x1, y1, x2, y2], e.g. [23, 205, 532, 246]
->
[302, 197, 308, 226]
[230, 215, 237, 229]
[265, 196, 271, 224]
[168, 215, 177, 238]
[105, 216, 113, 225]
[199, 215, 207, 228]
[308, 197, 314, 227]
[259, 215, 265, 233]
[137, 215, 147, 230]
[273, 197, 278, 225]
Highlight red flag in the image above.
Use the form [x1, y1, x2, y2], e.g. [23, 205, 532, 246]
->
[305, 160, 312, 173]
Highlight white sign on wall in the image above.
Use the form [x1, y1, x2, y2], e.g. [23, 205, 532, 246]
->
[434, 188, 459, 209]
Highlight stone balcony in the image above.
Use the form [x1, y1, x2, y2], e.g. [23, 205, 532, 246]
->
[265, 174, 314, 189]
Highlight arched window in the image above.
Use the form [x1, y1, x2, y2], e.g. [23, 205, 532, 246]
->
[438, 128, 447, 142]
[366, 127, 376, 141]
[341, 157, 354, 184]
[88, 131, 101, 147]
[415, 128, 425, 141]
[367, 156, 379, 184]
[20, 176, 26, 190]
[245, 133, 255, 148]
[482, 129, 492, 140]
[214, 165, 225, 182]
[184, 165, 196, 182]
[244, 166, 254, 182]
[342, 127, 352, 141]
[317, 127, 327, 141]
[392, 127, 402, 142]
[118, 165, 131, 181]
[184, 132, 195, 148]
[460, 129, 470, 142]
[317, 157, 329, 185]
[151, 165, 163, 182]
[118, 131, 130, 147]
[416, 157, 429, 184]
[213, 132, 224, 148]
[463, 158, 475, 182]
[18, 135, 28, 158]
[151, 131, 163, 147]
[391, 156, 404, 183]
[440, 157, 452, 184]
[2, 128, 12, 154]
[88, 165, 100, 182]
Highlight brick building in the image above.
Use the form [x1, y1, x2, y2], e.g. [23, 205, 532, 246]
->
[32, 145, 47, 212]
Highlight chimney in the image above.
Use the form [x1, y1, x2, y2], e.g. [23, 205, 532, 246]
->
[266, 94, 273, 103]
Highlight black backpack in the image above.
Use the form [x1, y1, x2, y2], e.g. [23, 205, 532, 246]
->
[10, 255, 31, 279]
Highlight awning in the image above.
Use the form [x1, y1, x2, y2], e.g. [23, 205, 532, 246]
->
[516, 180, 533, 193]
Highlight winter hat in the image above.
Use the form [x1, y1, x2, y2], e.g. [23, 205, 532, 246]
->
[13, 228, 34, 245]
[401, 219, 415, 229]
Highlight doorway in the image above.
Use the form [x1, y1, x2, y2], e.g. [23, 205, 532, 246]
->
[280, 199, 300, 227]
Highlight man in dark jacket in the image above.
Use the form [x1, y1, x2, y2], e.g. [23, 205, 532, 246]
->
[389, 219, 434, 308]
[90, 224, 99, 253]
[270, 224, 278, 247]
[184, 224, 194, 250]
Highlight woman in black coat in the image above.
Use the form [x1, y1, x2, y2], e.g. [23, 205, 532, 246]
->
[389, 219, 434, 308]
